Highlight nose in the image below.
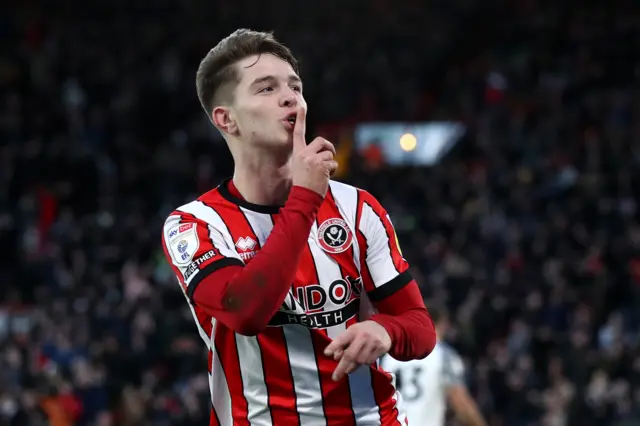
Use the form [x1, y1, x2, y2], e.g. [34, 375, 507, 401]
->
[280, 91, 298, 108]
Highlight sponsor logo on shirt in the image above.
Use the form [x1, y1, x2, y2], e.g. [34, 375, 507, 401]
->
[179, 223, 194, 233]
[168, 222, 195, 242]
[270, 299, 361, 329]
[235, 236, 258, 260]
[270, 275, 363, 329]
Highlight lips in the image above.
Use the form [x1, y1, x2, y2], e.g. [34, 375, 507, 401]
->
[283, 112, 296, 130]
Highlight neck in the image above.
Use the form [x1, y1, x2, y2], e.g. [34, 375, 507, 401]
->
[232, 148, 292, 206]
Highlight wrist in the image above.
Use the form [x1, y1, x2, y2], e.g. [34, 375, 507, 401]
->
[368, 316, 395, 351]
[288, 185, 324, 209]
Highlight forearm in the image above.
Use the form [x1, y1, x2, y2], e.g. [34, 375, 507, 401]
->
[450, 388, 488, 426]
[370, 282, 436, 360]
[458, 408, 488, 426]
[193, 186, 323, 335]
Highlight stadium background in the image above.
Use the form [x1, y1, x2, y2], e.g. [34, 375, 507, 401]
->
[2, 1, 640, 425]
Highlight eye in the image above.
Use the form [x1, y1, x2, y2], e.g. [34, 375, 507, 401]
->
[291, 85, 302, 93]
[258, 86, 274, 93]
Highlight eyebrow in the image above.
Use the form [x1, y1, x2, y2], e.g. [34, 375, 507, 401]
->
[250, 75, 302, 87]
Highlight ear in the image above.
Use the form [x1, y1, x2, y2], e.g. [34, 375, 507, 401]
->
[212, 106, 238, 135]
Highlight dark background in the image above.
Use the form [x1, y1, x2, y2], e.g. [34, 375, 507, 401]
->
[1, 1, 639, 425]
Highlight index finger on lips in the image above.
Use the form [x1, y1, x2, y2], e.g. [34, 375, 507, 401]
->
[292, 106, 307, 151]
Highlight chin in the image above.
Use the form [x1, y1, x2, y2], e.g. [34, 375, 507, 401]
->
[271, 132, 294, 149]
[255, 136, 293, 155]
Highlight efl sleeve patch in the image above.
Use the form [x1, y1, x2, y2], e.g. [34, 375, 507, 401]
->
[167, 224, 200, 265]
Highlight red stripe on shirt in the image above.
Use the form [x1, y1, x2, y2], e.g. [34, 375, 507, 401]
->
[208, 408, 221, 426]
[214, 326, 250, 426]
[359, 191, 406, 272]
[354, 210, 402, 424]
[309, 330, 357, 426]
[257, 329, 300, 426]
[225, 184, 301, 426]
[312, 191, 357, 426]
[297, 244, 357, 425]
[354, 193, 376, 294]
[371, 364, 402, 426]
[217, 205, 280, 422]
[322, 188, 361, 330]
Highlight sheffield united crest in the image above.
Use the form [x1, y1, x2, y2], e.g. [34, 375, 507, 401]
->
[317, 218, 353, 254]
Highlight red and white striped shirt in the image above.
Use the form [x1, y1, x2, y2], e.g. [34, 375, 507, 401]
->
[162, 179, 413, 426]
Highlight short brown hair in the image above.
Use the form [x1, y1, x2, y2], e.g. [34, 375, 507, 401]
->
[196, 29, 299, 115]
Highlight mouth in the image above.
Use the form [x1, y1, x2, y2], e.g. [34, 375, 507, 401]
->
[283, 113, 296, 129]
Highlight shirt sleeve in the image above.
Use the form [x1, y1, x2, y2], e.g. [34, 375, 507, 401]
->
[356, 190, 412, 302]
[161, 211, 244, 300]
[163, 187, 324, 336]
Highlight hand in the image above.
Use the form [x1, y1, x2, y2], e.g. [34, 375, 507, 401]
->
[290, 106, 338, 197]
[324, 320, 392, 381]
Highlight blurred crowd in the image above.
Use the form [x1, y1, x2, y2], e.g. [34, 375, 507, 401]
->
[1, 1, 640, 425]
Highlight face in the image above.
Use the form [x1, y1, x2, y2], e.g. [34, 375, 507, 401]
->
[214, 53, 304, 150]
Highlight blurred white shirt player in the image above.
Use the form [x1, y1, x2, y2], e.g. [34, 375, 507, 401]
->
[382, 304, 487, 426]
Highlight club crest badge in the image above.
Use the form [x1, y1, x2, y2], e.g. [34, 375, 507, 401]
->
[317, 218, 353, 254]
